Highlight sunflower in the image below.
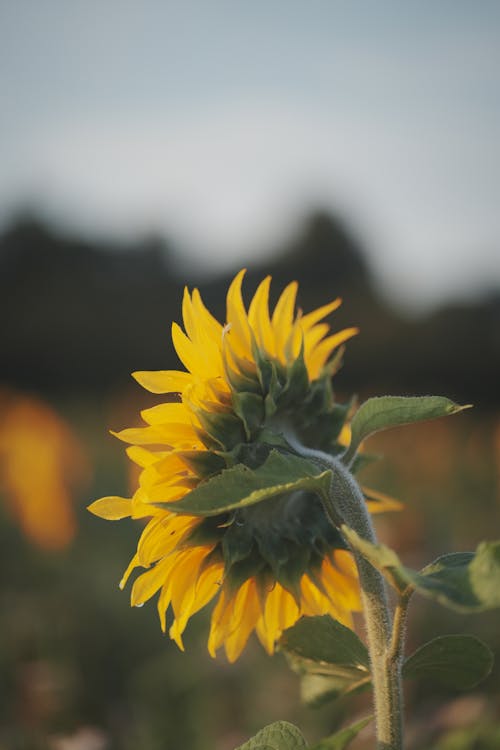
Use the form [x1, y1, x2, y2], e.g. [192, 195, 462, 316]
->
[89, 270, 393, 662]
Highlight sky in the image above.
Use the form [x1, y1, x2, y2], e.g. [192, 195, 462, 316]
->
[1, 1, 499, 312]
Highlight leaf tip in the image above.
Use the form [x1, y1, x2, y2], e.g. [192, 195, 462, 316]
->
[451, 402, 474, 414]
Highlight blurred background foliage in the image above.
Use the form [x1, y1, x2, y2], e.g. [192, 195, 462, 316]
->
[0, 211, 499, 749]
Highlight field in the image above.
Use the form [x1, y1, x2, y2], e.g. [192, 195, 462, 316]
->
[1, 391, 498, 750]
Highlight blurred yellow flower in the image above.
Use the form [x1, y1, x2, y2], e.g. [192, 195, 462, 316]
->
[89, 271, 387, 661]
[0, 389, 89, 550]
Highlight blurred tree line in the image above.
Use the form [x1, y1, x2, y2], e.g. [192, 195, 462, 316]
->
[1, 211, 498, 407]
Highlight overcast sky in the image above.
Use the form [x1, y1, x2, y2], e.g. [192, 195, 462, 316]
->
[1, 1, 499, 312]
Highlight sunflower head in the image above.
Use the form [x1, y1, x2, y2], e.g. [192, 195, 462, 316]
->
[89, 270, 371, 661]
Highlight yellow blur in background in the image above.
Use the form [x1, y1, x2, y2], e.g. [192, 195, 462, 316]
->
[0, 389, 90, 551]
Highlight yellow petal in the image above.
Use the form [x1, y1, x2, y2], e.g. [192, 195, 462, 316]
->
[119, 553, 141, 590]
[363, 486, 404, 513]
[175, 320, 223, 380]
[157, 579, 174, 632]
[305, 327, 359, 379]
[126, 446, 167, 467]
[302, 323, 329, 358]
[168, 550, 221, 649]
[191, 288, 224, 343]
[248, 276, 275, 357]
[181, 286, 198, 343]
[284, 319, 304, 362]
[131, 488, 162, 519]
[225, 269, 252, 359]
[171, 322, 204, 375]
[137, 514, 198, 566]
[300, 574, 352, 627]
[272, 281, 300, 356]
[113, 423, 200, 447]
[255, 583, 300, 654]
[300, 298, 342, 331]
[145, 480, 195, 503]
[320, 556, 362, 611]
[140, 402, 194, 426]
[209, 580, 259, 662]
[333, 549, 359, 581]
[142, 450, 192, 478]
[170, 562, 223, 646]
[132, 370, 193, 394]
[87, 496, 132, 520]
[130, 554, 177, 607]
[169, 547, 212, 617]
[207, 589, 233, 658]
[271, 281, 298, 346]
[223, 579, 262, 662]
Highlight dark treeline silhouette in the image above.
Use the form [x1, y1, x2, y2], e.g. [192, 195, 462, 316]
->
[1, 213, 499, 407]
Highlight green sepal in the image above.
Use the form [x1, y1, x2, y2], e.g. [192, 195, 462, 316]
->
[272, 543, 312, 603]
[253, 343, 280, 396]
[222, 519, 255, 568]
[227, 440, 274, 469]
[403, 634, 493, 689]
[224, 356, 262, 396]
[178, 516, 225, 549]
[321, 346, 346, 380]
[163, 449, 331, 517]
[177, 450, 226, 478]
[309, 716, 373, 750]
[232, 391, 265, 440]
[343, 527, 500, 612]
[192, 407, 246, 450]
[264, 362, 282, 419]
[198, 545, 224, 573]
[303, 371, 335, 417]
[278, 347, 310, 408]
[234, 721, 308, 750]
[299, 398, 352, 455]
[254, 429, 293, 452]
[223, 547, 267, 594]
[344, 396, 471, 465]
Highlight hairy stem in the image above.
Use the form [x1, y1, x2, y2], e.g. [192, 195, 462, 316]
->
[286, 437, 404, 749]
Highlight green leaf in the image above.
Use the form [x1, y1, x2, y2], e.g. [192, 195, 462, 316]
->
[403, 634, 493, 689]
[281, 615, 369, 671]
[300, 674, 346, 708]
[418, 543, 500, 612]
[309, 716, 373, 750]
[281, 616, 371, 705]
[344, 396, 470, 465]
[234, 721, 308, 750]
[418, 552, 480, 611]
[164, 449, 331, 516]
[343, 528, 500, 613]
[469, 541, 500, 608]
[300, 673, 370, 708]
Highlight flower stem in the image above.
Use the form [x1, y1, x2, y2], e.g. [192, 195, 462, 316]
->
[327, 459, 404, 750]
[285, 437, 405, 750]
